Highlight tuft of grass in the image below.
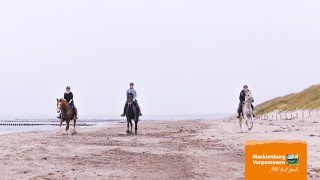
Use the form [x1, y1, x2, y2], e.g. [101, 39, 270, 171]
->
[255, 84, 320, 115]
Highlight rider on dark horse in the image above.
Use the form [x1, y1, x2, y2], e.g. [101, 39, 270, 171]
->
[237, 85, 255, 118]
[121, 82, 142, 117]
[58, 86, 78, 120]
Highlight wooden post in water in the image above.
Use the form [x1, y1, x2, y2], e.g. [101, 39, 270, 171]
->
[291, 113, 292, 120]
[302, 112, 304, 119]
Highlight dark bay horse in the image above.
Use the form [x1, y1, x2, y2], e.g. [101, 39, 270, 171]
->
[125, 94, 139, 134]
[56, 98, 77, 134]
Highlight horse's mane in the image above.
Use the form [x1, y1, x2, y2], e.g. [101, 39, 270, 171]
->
[59, 98, 68, 103]
[58, 99, 70, 107]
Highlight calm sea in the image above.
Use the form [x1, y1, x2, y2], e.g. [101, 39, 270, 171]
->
[0, 113, 231, 134]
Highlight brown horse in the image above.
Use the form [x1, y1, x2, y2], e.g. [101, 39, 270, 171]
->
[56, 98, 77, 134]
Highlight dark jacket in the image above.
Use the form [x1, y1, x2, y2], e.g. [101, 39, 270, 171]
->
[239, 89, 249, 102]
[64, 92, 74, 105]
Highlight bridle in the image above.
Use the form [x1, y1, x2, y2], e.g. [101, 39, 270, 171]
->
[57, 100, 67, 113]
[57, 102, 61, 113]
[245, 93, 254, 104]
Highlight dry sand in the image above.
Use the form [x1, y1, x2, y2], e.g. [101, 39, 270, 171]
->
[0, 117, 319, 180]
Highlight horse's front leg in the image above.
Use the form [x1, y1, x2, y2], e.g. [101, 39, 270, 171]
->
[126, 117, 130, 134]
[244, 114, 252, 132]
[243, 113, 249, 128]
[59, 119, 64, 132]
[248, 116, 254, 131]
[239, 116, 243, 133]
[65, 120, 70, 134]
[73, 118, 77, 135]
[135, 118, 138, 135]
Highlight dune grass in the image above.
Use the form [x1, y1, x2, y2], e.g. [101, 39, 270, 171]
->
[255, 84, 320, 115]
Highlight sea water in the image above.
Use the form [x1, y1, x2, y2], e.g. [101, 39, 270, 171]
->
[0, 114, 231, 134]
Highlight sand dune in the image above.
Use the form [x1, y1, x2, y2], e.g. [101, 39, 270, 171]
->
[0, 117, 319, 179]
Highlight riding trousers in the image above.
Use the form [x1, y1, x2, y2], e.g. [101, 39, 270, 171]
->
[69, 103, 78, 117]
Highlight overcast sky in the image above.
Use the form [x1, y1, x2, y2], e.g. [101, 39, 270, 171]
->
[0, 1, 319, 118]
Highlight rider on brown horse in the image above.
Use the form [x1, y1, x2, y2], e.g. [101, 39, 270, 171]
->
[58, 86, 78, 120]
[121, 82, 142, 117]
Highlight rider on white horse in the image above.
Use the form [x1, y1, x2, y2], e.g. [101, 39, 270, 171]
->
[237, 85, 255, 118]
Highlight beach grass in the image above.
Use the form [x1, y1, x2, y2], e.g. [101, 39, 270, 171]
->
[255, 84, 320, 115]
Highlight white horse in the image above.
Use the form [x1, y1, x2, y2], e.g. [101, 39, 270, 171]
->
[239, 91, 254, 132]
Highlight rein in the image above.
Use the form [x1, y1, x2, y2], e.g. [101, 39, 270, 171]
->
[244, 96, 253, 109]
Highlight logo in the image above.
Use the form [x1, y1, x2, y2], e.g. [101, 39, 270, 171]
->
[245, 141, 307, 180]
[287, 154, 299, 165]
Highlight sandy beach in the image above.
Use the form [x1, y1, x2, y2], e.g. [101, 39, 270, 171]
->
[0, 117, 319, 180]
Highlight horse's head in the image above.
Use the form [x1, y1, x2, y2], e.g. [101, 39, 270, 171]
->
[127, 94, 134, 105]
[245, 91, 254, 103]
[56, 98, 67, 113]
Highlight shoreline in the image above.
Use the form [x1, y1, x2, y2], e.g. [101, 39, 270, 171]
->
[0, 118, 318, 179]
[0, 116, 230, 135]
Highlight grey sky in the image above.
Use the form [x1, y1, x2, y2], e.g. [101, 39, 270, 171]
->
[0, 1, 319, 117]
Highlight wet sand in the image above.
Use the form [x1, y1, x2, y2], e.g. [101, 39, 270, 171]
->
[0, 117, 319, 179]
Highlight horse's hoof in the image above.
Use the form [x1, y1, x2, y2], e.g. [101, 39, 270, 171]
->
[126, 130, 130, 134]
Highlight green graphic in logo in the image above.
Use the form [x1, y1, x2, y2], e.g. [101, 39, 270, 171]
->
[287, 154, 299, 165]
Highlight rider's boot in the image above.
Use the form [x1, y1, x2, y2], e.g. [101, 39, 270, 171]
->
[75, 108, 78, 120]
[138, 106, 142, 116]
[237, 113, 241, 119]
[121, 102, 128, 117]
[134, 102, 142, 116]
[121, 107, 126, 117]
